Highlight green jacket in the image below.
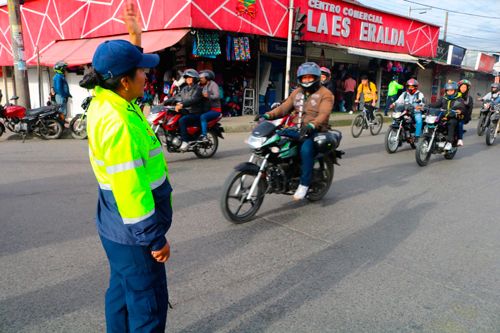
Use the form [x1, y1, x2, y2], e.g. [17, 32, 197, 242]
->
[388, 80, 404, 96]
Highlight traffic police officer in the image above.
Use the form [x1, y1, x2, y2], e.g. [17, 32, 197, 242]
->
[83, 38, 172, 332]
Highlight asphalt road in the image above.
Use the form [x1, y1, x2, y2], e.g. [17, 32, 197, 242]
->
[1, 122, 500, 333]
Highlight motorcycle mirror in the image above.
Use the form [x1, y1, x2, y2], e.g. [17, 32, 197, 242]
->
[477, 92, 481, 96]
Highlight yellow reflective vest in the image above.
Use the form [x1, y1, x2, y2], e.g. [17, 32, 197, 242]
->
[87, 86, 172, 250]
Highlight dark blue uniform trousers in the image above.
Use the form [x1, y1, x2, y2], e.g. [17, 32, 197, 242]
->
[100, 236, 168, 333]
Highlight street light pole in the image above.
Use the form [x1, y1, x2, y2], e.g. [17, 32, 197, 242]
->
[284, 0, 294, 99]
[7, 0, 30, 108]
[443, 11, 448, 41]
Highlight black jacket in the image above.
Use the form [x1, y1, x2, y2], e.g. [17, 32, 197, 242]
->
[461, 94, 473, 124]
[166, 83, 204, 114]
[428, 95, 466, 118]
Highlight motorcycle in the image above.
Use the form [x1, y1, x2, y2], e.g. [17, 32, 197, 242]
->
[385, 103, 418, 154]
[220, 116, 344, 223]
[485, 103, 500, 146]
[415, 107, 459, 167]
[69, 96, 92, 139]
[0, 96, 65, 142]
[146, 105, 224, 158]
[477, 95, 494, 136]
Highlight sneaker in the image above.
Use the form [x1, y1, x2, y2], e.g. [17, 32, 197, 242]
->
[444, 142, 452, 150]
[293, 185, 309, 200]
[349, 111, 353, 115]
[180, 141, 189, 151]
[198, 135, 208, 142]
[457, 139, 464, 146]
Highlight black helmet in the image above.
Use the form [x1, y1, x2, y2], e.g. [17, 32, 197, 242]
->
[199, 69, 215, 80]
[182, 68, 200, 81]
[296, 62, 321, 92]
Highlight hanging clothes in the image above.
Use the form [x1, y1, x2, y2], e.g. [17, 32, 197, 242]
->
[192, 31, 221, 58]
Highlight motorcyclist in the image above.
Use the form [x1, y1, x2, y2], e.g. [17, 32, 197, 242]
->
[165, 69, 204, 151]
[457, 79, 473, 146]
[199, 69, 221, 141]
[260, 62, 333, 200]
[320, 67, 336, 99]
[480, 83, 500, 103]
[427, 81, 466, 150]
[390, 78, 425, 140]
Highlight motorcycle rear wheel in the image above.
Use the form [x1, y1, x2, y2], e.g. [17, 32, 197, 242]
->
[385, 128, 400, 153]
[307, 157, 334, 202]
[0, 122, 4, 137]
[416, 137, 432, 167]
[39, 119, 63, 140]
[221, 169, 266, 223]
[194, 131, 218, 158]
[70, 114, 87, 139]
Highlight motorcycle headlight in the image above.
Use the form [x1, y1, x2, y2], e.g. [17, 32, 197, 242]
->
[146, 112, 157, 124]
[426, 115, 437, 123]
[246, 135, 267, 149]
[392, 112, 402, 118]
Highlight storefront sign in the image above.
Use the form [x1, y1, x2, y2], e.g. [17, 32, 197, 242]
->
[298, 0, 439, 57]
[475, 52, 496, 73]
[447, 45, 466, 66]
[267, 39, 305, 56]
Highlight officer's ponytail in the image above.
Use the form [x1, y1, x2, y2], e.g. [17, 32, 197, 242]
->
[79, 69, 102, 90]
[79, 67, 138, 92]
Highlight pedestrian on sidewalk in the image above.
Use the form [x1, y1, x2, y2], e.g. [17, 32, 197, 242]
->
[81, 2, 172, 332]
[343, 74, 356, 114]
[385, 76, 403, 116]
[53, 61, 71, 116]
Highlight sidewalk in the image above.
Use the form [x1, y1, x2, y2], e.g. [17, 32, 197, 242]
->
[221, 108, 482, 133]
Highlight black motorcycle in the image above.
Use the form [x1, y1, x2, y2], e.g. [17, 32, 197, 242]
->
[385, 103, 418, 154]
[0, 96, 65, 142]
[415, 108, 458, 166]
[477, 96, 494, 136]
[220, 116, 343, 223]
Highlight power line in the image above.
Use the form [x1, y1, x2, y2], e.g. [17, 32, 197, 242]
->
[447, 32, 495, 41]
[402, 0, 500, 19]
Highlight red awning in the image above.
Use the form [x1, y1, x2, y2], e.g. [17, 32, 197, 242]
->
[38, 29, 189, 67]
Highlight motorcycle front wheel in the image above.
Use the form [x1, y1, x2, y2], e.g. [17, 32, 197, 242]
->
[485, 123, 497, 146]
[0, 122, 4, 137]
[220, 169, 266, 223]
[307, 157, 334, 201]
[70, 114, 87, 139]
[384, 128, 400, 153]
[416, 137, 432, 167]
[39, 119, 63, 140]
[194, 131, 219, 158]
[477, 113, 486, 136]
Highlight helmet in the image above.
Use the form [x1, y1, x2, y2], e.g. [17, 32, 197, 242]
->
[199, 69, 215, 80]
[297, 62, 321, 91]
[320, 67, 331, 77]
[491, 83, 499, 92]
[406, 78, 418, 95]
[444, 81, 458, 91]
[406, 78, 419, 87]
[458, 79, 471, 89]
[182, 68, 200, 80]
[54, 61, 68, 73]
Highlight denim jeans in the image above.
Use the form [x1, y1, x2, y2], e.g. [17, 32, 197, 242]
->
[458, 120, 464, 140]
[300, 136, 316, 186]
[100, 236, 168, 333]
[200, 110, 220, 136]
[179, 113, 201, 142]
[414, 111, 423, 138]
[55, 94, 67, 116]
[385, 95, 397, 115]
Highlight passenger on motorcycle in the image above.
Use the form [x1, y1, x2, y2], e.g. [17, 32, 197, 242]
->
[166, 69, 204, 151]
[390, 78, 425, 139]
[457, 79, 473, 146]
[199, 70, 221, 141]
[261, 62, 334, 200]
[427, 81, 466, 150]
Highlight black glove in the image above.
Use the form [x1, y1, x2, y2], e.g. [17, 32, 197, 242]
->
[299, 123, 315, 138]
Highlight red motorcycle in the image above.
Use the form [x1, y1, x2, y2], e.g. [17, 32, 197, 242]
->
[146, 105, 224, 158]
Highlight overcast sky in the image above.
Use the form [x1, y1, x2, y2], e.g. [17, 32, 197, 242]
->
[357, 0, 500, 53]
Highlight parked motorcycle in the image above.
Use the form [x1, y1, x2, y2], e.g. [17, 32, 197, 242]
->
[220, 116, 344, 223]
[0, 96, 65, 141]
[69, 96, 92, 139]
[477, 95, 494, 136]
[146, 105, 224, 158]
[485, 103, 500, 145]
[415, 107, 458, 166]
[385, 103, 418, 154]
